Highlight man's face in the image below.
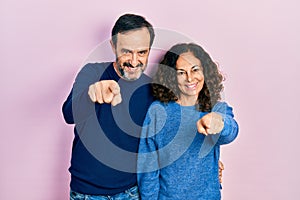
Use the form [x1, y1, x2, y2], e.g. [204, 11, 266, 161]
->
[111, 27, 151, 81]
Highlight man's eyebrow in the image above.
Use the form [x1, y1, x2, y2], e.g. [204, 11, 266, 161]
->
[121, 48, 149, 53]
[138, 49, 148, 53]
[121, 48, 132, 52]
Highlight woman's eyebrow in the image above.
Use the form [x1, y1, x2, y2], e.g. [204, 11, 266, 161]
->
[192, 65, 201, 69]
[176, 65, 202, 71]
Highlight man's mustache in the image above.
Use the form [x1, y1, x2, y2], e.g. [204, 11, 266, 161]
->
[123, 62, 143, 68]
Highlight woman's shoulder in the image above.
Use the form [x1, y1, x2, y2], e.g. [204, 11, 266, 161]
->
[212, 101, 235, 115]
[150, 100, 177, 107]
[147, 100, 177, 113]
[213, 101, 229, 108]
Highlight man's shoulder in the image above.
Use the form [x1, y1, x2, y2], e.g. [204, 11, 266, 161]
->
[134, 73, 152, 87]
[77, 62, 113, 79]
[82, 62, 112, 71]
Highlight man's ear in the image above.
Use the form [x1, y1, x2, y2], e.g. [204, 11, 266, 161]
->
[110, 39, 116, 54]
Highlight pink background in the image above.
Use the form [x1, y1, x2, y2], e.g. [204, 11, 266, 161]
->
[1, 0, 299, 199]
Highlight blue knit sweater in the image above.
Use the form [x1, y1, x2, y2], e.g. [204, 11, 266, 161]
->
[137, 101, 239, 200]
[62, 62, 154, 195]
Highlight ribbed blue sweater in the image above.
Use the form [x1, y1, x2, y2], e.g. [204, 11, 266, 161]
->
[138, 101, 239, 200]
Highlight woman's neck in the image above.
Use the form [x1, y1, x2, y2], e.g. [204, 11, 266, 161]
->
[176, 96, 198, 106]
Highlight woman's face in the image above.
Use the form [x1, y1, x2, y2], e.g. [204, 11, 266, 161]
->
[175, 51, 204, 104]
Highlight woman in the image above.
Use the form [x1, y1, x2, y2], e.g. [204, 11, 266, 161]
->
[137, 43, 239, 200]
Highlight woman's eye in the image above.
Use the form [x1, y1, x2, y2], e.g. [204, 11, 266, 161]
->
[192, 66, 203, 74]
[177, 71, 185, 76]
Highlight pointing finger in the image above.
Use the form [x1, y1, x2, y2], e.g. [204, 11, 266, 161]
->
[95, 82, 104, 104]
[88, 84, 96, 102]
[111, 93, 122, 106]
[109, 82, 121, 95]
[198, 126, 208, 136]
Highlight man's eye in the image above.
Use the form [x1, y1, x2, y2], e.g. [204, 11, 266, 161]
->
[139, 51, 147, 56]
[122, 50, 130, 54]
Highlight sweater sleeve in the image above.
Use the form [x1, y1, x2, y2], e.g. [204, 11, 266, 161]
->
[62, 63, 102, 125]
[137, 104, 161, 200]
[212, 102, 239, 145]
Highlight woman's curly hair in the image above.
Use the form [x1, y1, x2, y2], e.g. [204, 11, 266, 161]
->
[152, 43, 224, 112]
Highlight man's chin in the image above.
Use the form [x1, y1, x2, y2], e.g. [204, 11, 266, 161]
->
[123, 71, 143, 81]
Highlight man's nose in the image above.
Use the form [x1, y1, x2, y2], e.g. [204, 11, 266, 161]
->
[130, 53, 139, 67]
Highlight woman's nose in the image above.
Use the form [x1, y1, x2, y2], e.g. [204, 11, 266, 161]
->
[186, 72, 193, 82]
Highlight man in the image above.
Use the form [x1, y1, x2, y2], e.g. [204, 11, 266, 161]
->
[63, 13, 155, 199]
[62, 13, 223, 199]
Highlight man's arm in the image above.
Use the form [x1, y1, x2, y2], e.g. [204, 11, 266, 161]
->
[62, 63, 122, 124]
[88, 80, 122, 106]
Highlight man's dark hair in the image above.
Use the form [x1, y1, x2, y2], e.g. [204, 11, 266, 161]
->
[111, 13, 155, 48]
